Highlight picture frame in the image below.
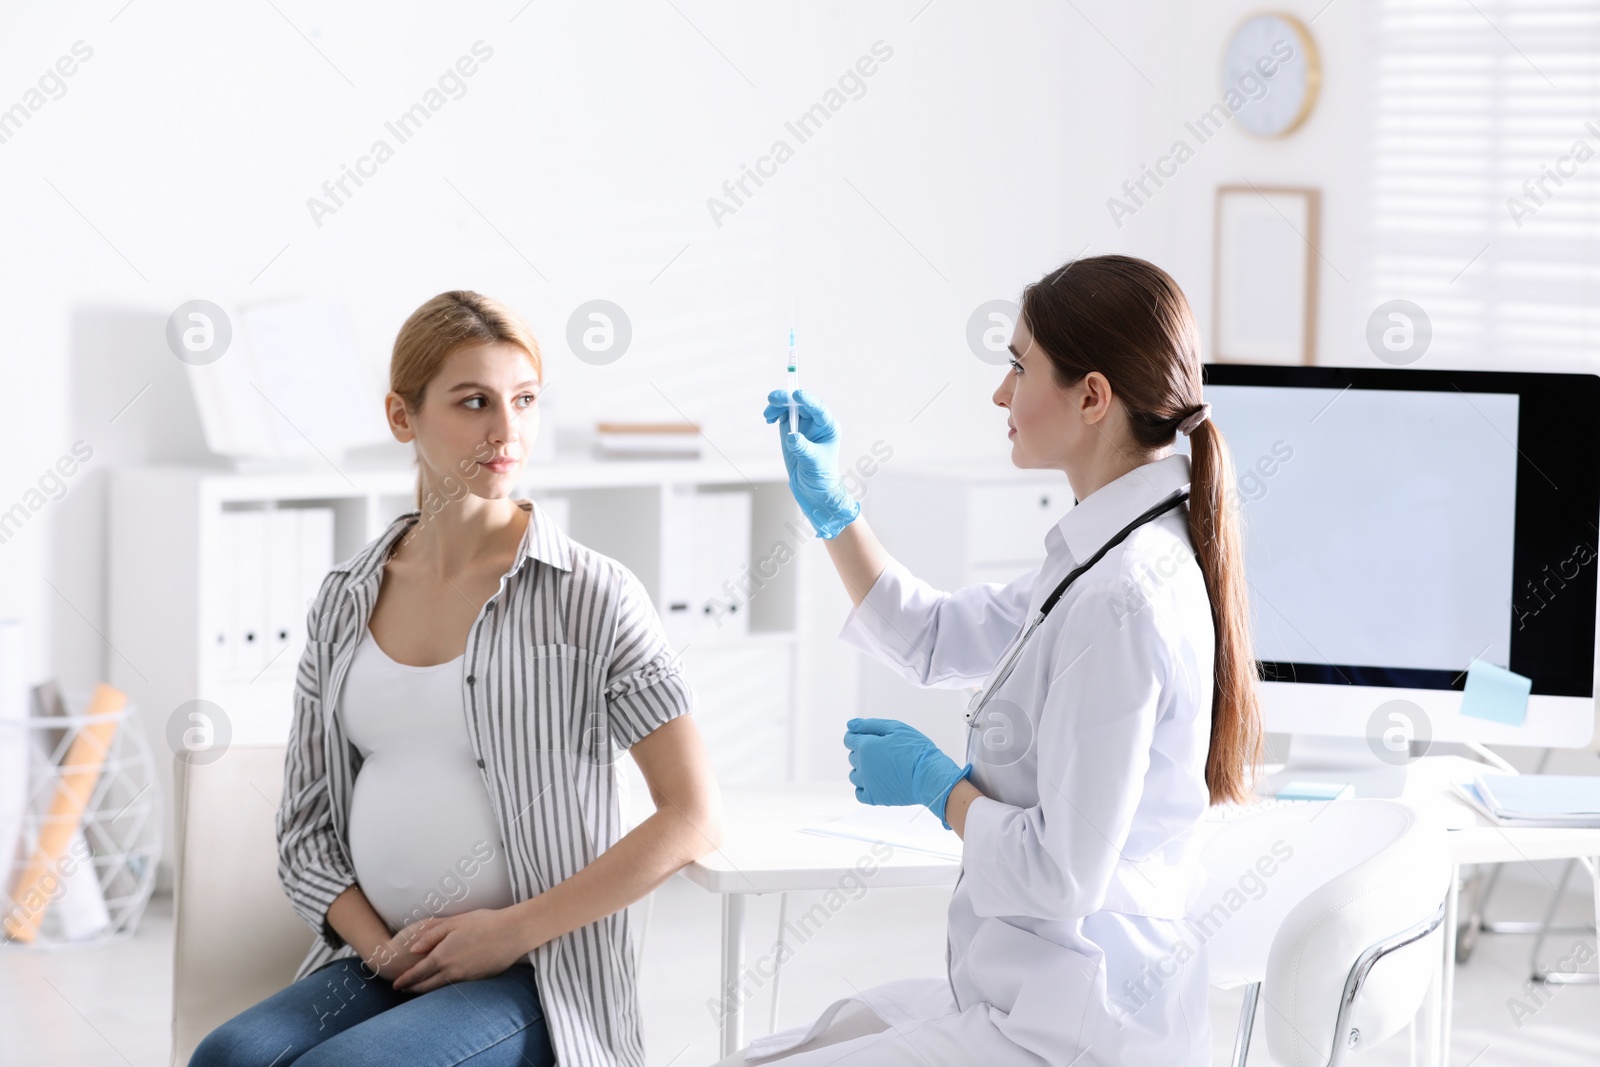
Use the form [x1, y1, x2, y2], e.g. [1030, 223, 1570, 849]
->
[1212, 185, 1321, 365]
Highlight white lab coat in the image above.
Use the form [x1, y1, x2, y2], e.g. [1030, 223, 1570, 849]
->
[725, 453, 1216, 1067]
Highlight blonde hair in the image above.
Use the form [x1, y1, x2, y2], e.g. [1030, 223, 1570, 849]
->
[390, 291, 543, 506]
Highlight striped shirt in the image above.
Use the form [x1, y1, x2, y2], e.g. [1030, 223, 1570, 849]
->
[275, 498, 693, 1067]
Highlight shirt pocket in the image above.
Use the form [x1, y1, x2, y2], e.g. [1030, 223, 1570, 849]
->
[526, 643, 612, 767]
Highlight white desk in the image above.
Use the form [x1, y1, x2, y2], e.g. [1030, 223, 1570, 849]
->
[1394, 757, 1600, 1067]
[677, 782, 961, 1057]
[675, 764, 1600, 1064]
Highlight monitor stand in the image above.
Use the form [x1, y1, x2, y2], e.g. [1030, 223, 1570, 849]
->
[1264, 734, 1411, 799]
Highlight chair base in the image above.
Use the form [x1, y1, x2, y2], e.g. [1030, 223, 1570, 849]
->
[1231, 983, 1260, 1067]
[1457, 855, 1598, 980]
[1534, 969, 1599, 986]
[1482, 920, 1591, 935]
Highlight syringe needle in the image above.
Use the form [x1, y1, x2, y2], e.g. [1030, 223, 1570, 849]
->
[786, 327, 799, 438]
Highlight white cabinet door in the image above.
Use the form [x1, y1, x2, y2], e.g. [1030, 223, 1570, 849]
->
[968, 560, 1036, 588]
[679, 641, 792, 784]
[966, 481, 1066, 564]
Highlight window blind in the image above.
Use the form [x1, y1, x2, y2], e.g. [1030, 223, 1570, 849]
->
[1370, 0, 1600, 370]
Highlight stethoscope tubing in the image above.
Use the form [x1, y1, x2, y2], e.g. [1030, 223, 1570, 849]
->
[964, 488, 1191, 728]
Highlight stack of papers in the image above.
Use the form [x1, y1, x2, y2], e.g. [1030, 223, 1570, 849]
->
[800, 805, 963, 861]
[1452, 774, 1600, 827]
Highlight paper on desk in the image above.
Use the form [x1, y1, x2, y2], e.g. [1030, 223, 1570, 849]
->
[801, 805, 963, 861]
[1451, 780, 1600, 828]
[1477, 774, 1600, 819]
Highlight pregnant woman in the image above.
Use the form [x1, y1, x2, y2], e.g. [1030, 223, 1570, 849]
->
[192, 291, 723, 1067]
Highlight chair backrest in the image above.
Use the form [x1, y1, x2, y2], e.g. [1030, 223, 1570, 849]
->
[1194, 800, 1415, 989]
[1263, 803, 1448, 1065]
[1192, 800, 1450, 1064]
[170, 744, 314, 1067]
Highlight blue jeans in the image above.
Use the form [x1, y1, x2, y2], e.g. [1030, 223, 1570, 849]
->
[189, 957, 554, 1067]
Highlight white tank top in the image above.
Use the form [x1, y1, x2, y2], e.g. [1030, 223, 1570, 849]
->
[341, 626, 517, 934]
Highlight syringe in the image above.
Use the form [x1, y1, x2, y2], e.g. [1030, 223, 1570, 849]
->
[786, 327, 799, 437]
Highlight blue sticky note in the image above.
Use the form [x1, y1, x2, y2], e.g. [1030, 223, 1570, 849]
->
[1461, 658, 1532, 726]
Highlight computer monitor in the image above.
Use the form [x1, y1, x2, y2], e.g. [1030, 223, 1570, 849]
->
[1187, 365, 1600, 789]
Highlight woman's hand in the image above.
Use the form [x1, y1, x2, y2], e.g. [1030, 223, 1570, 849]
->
[763, 388, 861, 539]
[390, 909, 530, 994]
[327, 884, 431, 984]
[361, 921, 434, 983]
[844, 717, 971, 830]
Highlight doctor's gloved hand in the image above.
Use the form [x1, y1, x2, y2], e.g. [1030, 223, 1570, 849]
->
[844, 718, 972, 830]
[763, 388, 861, 540]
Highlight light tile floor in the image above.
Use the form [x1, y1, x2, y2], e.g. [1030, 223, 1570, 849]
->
[1, 874, 1595, 1066]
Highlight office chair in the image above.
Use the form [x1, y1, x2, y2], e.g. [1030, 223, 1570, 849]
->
[170, 744, 312, 1067]
[1195, 799, 1450, 1066]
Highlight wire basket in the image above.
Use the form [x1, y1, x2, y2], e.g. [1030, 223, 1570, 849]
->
[0, 693, 162, 950]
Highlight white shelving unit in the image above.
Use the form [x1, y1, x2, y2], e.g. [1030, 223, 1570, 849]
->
[108, 454, 809, 887]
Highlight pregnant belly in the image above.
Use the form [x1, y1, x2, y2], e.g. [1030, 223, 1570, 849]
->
[347, 753, 517, 933]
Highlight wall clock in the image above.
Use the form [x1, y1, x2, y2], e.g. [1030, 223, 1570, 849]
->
[1223, 12, 1321, 138]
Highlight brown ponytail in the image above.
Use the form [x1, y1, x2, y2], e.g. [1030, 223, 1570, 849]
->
[1020, 254, 1263, 804]
[1183, 416, 1263, 803]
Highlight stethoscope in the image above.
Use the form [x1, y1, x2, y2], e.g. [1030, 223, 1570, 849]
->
[964, 488, 1191, 728]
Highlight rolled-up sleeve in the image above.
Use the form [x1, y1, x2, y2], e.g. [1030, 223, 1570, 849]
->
[838, 558, 1037, 689]
[604, 567, 694, 749]
[275, 620, 359, 952]
[959, 579, 1171, 922]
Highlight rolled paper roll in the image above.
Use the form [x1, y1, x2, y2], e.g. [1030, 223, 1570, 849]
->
[3, 683, 124, 942]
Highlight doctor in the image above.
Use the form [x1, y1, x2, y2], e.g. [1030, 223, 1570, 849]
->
[727, 255, 1264, 1067]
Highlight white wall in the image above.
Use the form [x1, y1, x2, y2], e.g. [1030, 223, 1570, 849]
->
[0, 0, 1184, 779]
[32, 1, 1582, 794]
[1112, 1, 1377, 367]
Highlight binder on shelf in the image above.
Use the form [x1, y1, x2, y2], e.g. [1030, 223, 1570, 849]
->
[230, 511, 267, 679]
[207, 506, 336, 685]
[695, 492, 753, 637]
[265, 509, 300, 674]
[661, 488, 752, 644]
[206, 513, 236, 679]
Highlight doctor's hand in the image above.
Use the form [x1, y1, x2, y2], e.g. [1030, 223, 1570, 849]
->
[763, 388, 861, 540]
[390, 909, 528, 995]
[844, 718, 972, 830]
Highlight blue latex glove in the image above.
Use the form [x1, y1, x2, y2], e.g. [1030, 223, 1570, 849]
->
[843, 717, 972, 830]
[762, 388, 861, 540]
